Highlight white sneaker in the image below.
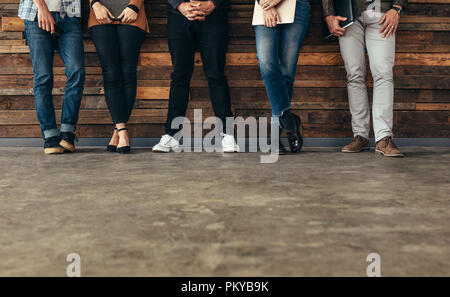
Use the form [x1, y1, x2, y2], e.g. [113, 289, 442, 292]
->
[152, 134, 180, 153]
[221, 133, 240, 153]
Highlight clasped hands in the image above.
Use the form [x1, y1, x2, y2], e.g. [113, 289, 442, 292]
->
[92, 2, 138, 24]
[178, 0, 216, 21]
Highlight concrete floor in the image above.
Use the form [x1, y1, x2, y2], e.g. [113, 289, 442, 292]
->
[0, 147, 449, 276]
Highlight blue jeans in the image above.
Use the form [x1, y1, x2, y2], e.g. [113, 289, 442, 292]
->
[24, 13, 85, 139]
[254, 0, 310, 123]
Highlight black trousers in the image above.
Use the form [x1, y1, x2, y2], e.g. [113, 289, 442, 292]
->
[89, 25, 145, 124]
[166, 10, 233, 136]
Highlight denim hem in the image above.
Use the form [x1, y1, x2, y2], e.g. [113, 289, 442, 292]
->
[60, 123, 75, 132]
[43, 128, 59, 139]
[272, 106, 291, 118]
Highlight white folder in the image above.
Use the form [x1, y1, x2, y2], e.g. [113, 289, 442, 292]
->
[252, 0, 297, 26]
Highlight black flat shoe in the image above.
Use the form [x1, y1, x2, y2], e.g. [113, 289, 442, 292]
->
[106, 145, 117, 152]
[280, 110, 303, 153]
[117, 146, 131, 154]
[116, 127, 131, 154]
[106, 128, 118, 152]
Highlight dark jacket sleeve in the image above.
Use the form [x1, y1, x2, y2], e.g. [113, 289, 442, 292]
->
[168, 0, 184, 10]
[321, 0, 335, 17]
[392, 0, 407, 10]
[212, 0, 224, 7]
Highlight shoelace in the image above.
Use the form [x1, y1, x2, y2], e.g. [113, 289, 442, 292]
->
[380, 137, 395, 149]
[387, 137, 398, 149]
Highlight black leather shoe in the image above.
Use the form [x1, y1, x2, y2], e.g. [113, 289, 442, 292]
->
[280, 110, 303, 153]
[59, 132, 77, 153]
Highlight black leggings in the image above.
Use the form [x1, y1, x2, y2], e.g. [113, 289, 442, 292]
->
[89, 25, 145, 124]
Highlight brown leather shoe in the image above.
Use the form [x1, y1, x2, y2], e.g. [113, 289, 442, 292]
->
[375, 136, 404, 157]
[341, 135, 370, 153]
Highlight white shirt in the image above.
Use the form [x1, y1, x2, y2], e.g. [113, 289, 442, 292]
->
[45, 0, 61, 12]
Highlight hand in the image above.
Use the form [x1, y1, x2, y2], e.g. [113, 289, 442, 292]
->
[263, 7, 281, 28]
[177, 2, 206, 21]
[36, 3, 55, 34]
[118, 7, 138, 23]
[92, 2, 114, 24]
[191, 0, 216, 17]
[259, 0, 282, 11]
[379, 8, 401, 38]
[325, 15, 347, 37]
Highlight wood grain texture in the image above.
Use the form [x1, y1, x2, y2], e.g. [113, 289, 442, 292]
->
[0, 0, 448, 138]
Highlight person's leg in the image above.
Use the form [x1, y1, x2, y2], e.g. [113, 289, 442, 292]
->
[113, 25, 146, 151]
[90, 25, 125, 149]
[165, 12, 195, 136]
[338, 17, 370, 141]
[275, 0, 311, 153]
[364, 12, 402, 157]
[57, 16, 85, 134]
[278, 0, 311, 102]
[56, 16, 85, 152]
[24, 18, 58, 139]
[255, 19, 303, 152]
[90, 25, 126, 124]
[364, 12, 395, 142]
[254, 25, 289, 121]
[116, 25, 146, 123]
[198, 10, 233, 135]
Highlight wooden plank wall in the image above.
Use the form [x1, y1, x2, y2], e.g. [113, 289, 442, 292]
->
[0, 0, 449, 138]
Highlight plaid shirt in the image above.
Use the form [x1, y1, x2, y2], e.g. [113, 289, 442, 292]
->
[18, 0, 81, 21]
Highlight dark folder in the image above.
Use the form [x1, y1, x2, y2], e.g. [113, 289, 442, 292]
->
[322, 0, 355, 40]
[100, 0, 130, 21]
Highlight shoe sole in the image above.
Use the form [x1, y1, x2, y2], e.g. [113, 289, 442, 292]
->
[375, 149, 404, 157]
[152, 146, 178, 153]
[59, 140, 75, 153]
[223, 147, 240, 153]
[341, 147, 370, 153]
[44, 147, 64, 155]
